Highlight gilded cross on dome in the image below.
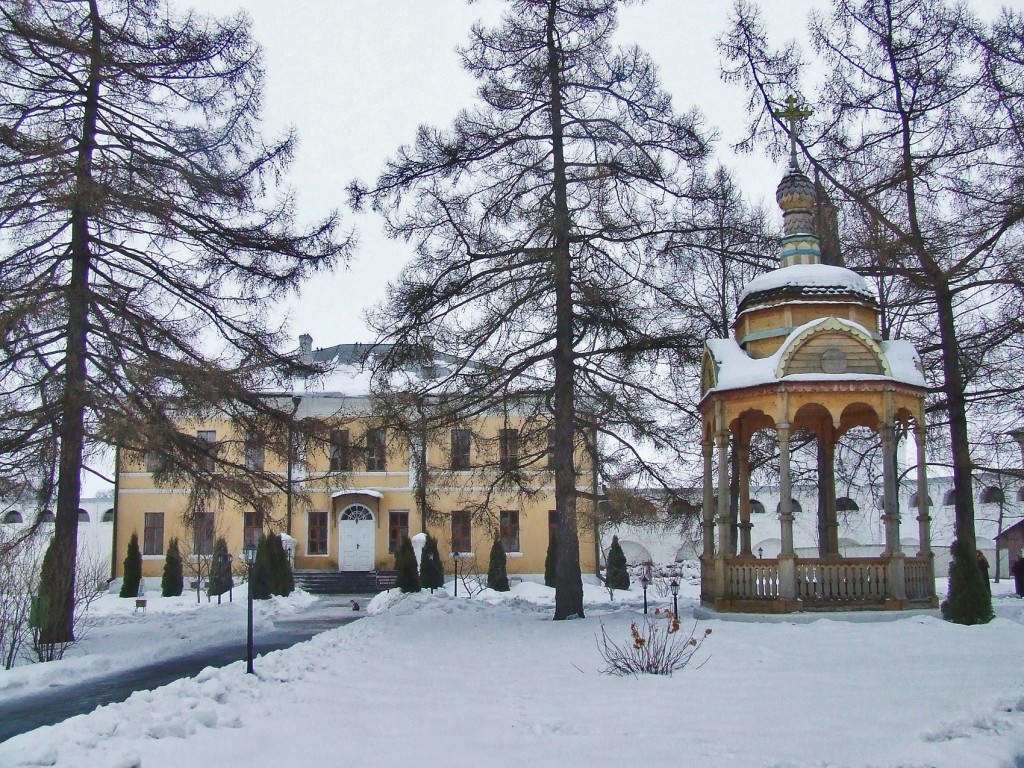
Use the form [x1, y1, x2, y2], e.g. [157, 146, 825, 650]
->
[774, 95, 812, 169]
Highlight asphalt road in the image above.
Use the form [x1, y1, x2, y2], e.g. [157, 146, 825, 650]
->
[0, 596, 367, 743]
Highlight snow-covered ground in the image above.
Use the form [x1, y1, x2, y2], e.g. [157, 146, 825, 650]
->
[0, 583, 318, 701]
[2, 575, 1023, 768]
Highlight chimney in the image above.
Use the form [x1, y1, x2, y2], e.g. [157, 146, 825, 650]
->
[298, 334, 313, 367]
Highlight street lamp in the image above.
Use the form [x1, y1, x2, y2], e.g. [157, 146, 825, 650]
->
[669, 579, 679, 617]
[242, 542, 258, 675]
[640, 573, 650, 615]
[758, 546, 763, 559]
[286, 395, 302, 537]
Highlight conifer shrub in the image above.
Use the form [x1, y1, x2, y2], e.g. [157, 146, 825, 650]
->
[605, 535, 630, 591]
[419, 533, 445, 592]
[941, 539, 994, 625]
[395, 535, 421, 593]
[544, 533, 557, 588]
[250, 535, 272, 600]
[119, 532, 143, 598]
[266, 533, 294, 597]
[487, 537, 510, 592]
[161, 537, 184, 597]
[207, 537, 233, 597]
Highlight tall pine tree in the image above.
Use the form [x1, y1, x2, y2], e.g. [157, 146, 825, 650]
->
[0, 0, 348, 644]
[353, 0, 715, 620]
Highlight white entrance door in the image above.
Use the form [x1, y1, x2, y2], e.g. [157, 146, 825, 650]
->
[338, 504, 375, 571]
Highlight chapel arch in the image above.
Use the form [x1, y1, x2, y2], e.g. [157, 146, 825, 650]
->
[837, 402, 881, 437]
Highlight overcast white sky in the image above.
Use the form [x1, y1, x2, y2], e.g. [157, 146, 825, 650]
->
[199, 0, 824, 353]
[203, 0, 1003, 355]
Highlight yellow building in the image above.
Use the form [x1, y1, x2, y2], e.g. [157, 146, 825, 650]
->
[114, 342, 598, 590]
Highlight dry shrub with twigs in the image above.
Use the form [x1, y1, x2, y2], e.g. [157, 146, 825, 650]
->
[597, 609, 712, 676]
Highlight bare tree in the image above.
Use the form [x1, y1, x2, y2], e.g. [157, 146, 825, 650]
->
[0, 0, 349, 643]
[352, 0, 719, 619]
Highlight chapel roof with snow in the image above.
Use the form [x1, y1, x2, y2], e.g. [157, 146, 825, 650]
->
[700, 152, 924, 398]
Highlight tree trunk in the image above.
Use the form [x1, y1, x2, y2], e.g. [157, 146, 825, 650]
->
[38, 0, 102, 644]
[933, 281, 978, 555]
[547, 0, 584, 621]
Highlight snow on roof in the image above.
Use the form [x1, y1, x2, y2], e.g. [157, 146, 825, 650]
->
[331, 489, 384, 500]
[291, 363, 374, 398]
[738, 264, 876, 305]
[880, 339, 926, 387]
[706, 318, 925, 394]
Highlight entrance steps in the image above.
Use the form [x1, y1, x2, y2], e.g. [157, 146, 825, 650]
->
[293, 570, 394, 595]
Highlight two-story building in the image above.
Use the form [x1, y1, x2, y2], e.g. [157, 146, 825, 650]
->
[113, 341, 599, 587]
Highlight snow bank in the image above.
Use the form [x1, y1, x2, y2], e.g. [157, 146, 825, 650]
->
[2, 579, 1023, 768]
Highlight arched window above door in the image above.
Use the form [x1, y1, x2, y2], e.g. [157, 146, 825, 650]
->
[340, 504, 373, 521]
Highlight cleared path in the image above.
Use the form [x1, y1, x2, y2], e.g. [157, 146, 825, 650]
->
[0, 595, 370, 742]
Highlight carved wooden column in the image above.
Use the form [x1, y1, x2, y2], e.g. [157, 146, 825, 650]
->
[738, 433, 753, 557]
[777, 423, 797, 601]
[881, 423, 901, 555]
[778, 425, 794, 556]
[716, 427, 731, 557]
[881, 421, 906, 600]
[702, 437, 714, 558]
[823, 423, 839, 555]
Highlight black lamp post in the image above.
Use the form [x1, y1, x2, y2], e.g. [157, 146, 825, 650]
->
[242, 542, 257, 675]
[641, 573, 649, 615]
[669, 578, 679, 617]
[286, 395, 302, 537]
[758, 546, 763, 559]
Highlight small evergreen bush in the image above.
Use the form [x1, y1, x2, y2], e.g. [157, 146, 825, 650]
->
[419, 533, 445, 591]
[161, 537, 184, 597]
[605, 535, 630, 591]
[544, 533, 557, 588]
[395, 535, 421, 593]
[941, 539, 994, 625]
[266, 533, 294, 597]
[207, 537, 233, 597]
[250, 535, 272, 600]
[487, 538, 510, 592]
[119, 532, 143, 598]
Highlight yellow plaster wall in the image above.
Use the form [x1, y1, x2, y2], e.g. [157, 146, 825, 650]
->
[115, 411, 598, 580]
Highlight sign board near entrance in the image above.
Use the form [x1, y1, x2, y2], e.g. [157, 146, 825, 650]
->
[375, 570, 398, 590]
